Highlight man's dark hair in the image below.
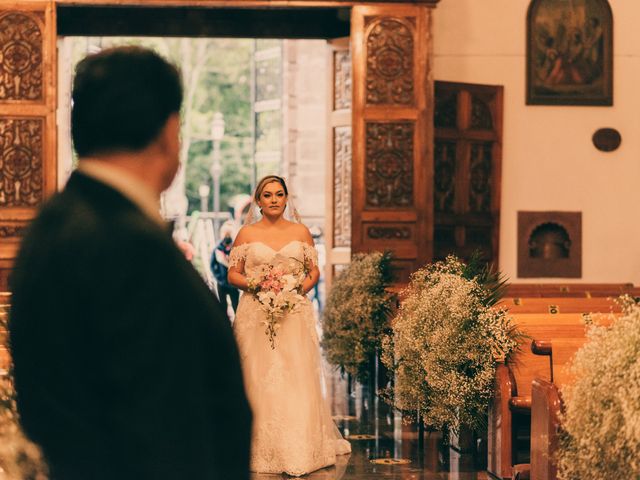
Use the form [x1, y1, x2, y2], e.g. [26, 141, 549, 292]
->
[71, 46, 183, 157]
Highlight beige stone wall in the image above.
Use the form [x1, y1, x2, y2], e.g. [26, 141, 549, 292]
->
[282, 40, 328, 230]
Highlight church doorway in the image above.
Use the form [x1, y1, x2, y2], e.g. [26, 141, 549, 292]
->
[0, 1, 439, 292]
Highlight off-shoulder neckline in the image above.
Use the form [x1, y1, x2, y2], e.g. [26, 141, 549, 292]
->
[235, 240, 311, 253]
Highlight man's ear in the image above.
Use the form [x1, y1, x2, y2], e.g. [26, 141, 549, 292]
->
[158, 113, 181, 155]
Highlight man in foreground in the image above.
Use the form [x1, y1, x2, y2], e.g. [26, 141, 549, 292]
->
[9, 46, 251, 480]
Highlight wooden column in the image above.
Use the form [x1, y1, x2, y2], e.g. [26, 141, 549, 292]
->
[0, 1, 57, 291]
[350, 4, 435, 282]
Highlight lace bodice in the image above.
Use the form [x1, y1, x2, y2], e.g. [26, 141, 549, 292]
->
[229, 240, 318, 277]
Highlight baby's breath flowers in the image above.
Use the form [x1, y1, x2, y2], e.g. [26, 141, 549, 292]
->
[557, 296, 640, 480]
[0, 378, 48, 480]
[0, 306, 48, 480]
[322, 252, 392, 382]
[381, 255, 520, 435]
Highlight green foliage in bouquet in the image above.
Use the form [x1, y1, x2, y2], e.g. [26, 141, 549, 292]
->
[381, 254, 521, 434]
[322, 251, 393, 382]
[557, 297, 640, 480]
[0, 306, 48, 480]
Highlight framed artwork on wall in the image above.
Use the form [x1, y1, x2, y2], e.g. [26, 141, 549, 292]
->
[526, 0, 613, 106]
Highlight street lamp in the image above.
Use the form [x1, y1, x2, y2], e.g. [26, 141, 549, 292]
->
[210, 112, 225, 232]
[198, 184, 210, 212]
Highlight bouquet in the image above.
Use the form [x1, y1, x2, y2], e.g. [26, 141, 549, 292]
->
[248, 254, 307, 349]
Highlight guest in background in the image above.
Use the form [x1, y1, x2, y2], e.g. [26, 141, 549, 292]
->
[9, 46, 251, 480]
[211, 221, 240, 316]
[176, 238, 196, 261]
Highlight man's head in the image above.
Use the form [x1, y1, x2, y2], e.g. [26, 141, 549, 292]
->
[71, 47, 183, 188]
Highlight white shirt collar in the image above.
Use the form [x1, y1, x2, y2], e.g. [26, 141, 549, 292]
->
[77, 160, 164, 226]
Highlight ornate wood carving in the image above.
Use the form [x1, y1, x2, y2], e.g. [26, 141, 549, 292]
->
[469, 142, 492, 213]
[367, 226, 411, 239]
[0, 118, 44, 207]
[0, 11, 44, 102]
[333, 126, 352, 248]
[434, 140, 455, 213]
[365, 18, 414, 105]
[0, 225, 27, 238]
[365, 122, 414, 208]
[333, 49, 351, 111]
[471, 95, 493, 130]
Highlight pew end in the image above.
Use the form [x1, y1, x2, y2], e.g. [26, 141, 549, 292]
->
[530, 378, 561, 480]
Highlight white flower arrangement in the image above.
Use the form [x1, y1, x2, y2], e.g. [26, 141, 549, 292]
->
[322, 252, 393, 381]
[247, 253, 307, 349]
[557, 296, 640, 480]
[0, 307, 48, 480]
[381, 255, 520, 434]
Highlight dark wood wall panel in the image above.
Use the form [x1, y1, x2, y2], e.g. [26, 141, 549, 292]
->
[433, 81, 503, 265]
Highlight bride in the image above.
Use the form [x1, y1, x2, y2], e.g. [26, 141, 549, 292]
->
[228, 175, 351, 476]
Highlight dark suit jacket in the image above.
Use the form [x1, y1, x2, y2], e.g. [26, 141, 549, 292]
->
[9, 171, 252, 480]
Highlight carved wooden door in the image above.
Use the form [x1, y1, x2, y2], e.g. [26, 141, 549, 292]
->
[433, 81, 503, 265]
[325, 37, 352, 290]
[0, 2, 57, 290]
[350, 4, 435, 282]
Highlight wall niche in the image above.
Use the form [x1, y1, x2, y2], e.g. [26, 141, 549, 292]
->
[518, 211, 582, 278]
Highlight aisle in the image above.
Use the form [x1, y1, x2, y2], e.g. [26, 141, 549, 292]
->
[251, 373, 488, 479]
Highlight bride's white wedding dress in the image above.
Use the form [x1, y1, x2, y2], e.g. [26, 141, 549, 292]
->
[230, 240, 351, 476]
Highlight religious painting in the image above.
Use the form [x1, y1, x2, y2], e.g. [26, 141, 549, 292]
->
[526, 0, 613, 106]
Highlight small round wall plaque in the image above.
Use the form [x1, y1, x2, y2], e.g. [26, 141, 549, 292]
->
[592, 128, 621, 152]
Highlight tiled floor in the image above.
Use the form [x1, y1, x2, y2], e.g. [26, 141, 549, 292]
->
[251, 372, 489, 479]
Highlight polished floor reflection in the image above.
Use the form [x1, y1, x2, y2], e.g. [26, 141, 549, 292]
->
[251, 370, 488, 479]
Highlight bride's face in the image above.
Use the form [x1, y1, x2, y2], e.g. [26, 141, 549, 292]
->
[258, 181, 287, 218]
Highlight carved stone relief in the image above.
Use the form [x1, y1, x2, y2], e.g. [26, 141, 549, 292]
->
[0, 11, 44, 101]
[0, 118, 44, 207]
[333, 50, 351, 111]
[469, 142, 492, 213]
[333, 126, 352, 248]
[365, 18, 414, 105]
[434, 140, 456, 213]
[365, 122, 414, 208]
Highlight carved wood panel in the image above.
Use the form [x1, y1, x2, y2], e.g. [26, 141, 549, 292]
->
[0, 117, 44, 207]
[352, 5, 434, 281]
[434, 140, 455, 213]
[365, 17, 414, 106]
[0, 11, 44, 102]
[433, 81, 502, 265]
[365, 122, 414, 208]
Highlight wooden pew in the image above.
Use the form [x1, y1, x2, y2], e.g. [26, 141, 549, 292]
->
[499, 297, 621, 314]
[487, 312, 615, 479]
[529, 377, 561, 480]
[505, 283, 639, 299]
[526, 329, 609, 480]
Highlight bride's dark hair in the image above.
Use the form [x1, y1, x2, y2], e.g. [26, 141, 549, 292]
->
[254, 175, 288, 201]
